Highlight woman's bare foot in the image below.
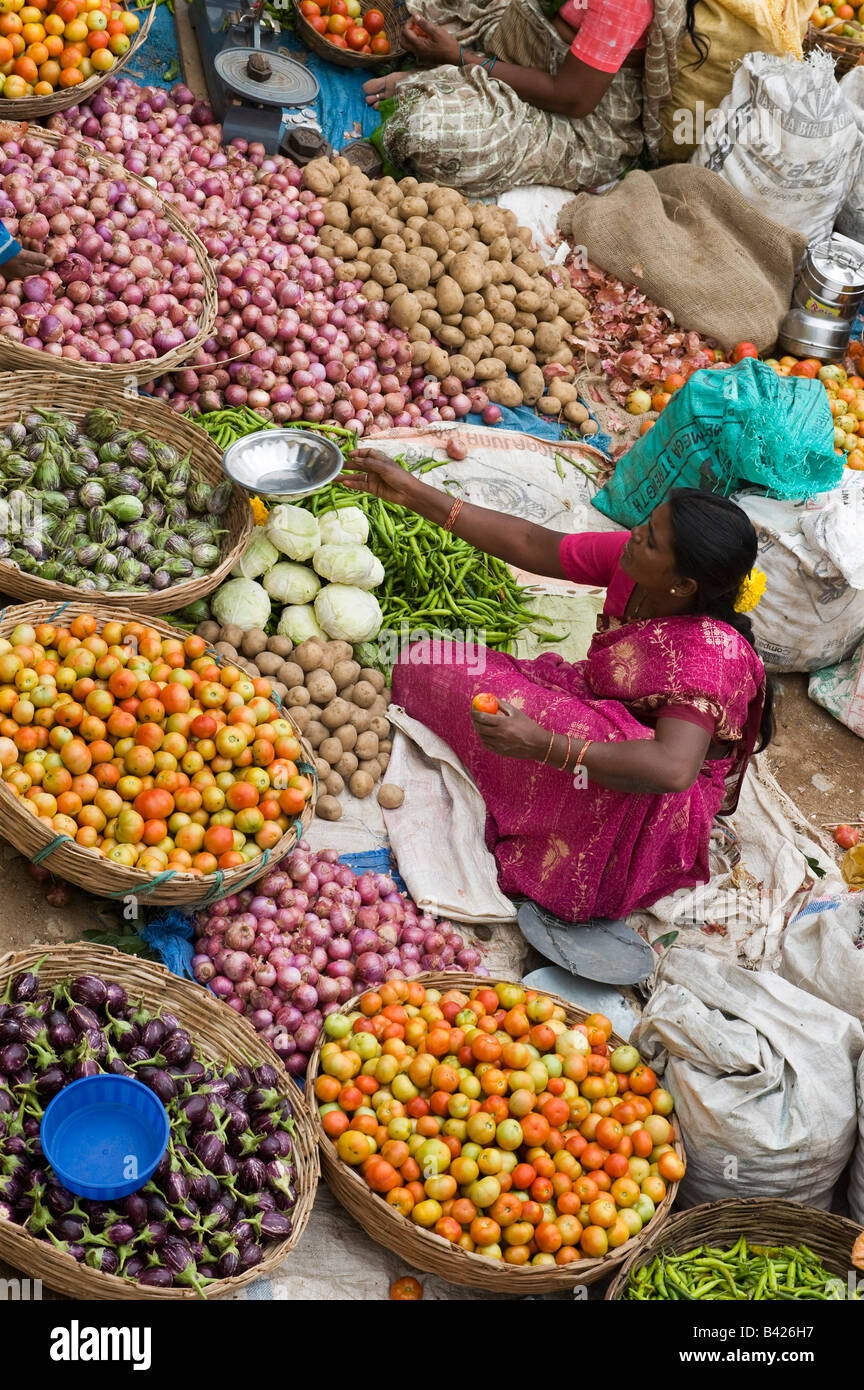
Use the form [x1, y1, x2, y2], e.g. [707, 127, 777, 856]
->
[363, 70, 411, 107]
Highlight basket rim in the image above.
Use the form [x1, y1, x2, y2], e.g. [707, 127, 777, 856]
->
[0, 941, 321, 1300]
[0, 600, 316, 902]
[307, 970, 684, 1291]
[0, 372, 252, 613]
[604, 1196, 864, 1300]
[0, 122, 217, 383]
[807, 19, 864, 46]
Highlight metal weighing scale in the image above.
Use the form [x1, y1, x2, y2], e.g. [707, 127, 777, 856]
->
[189, 0, 325, 153]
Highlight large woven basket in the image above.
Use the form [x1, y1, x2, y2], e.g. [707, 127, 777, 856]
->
[0, 4, 155, 122]
[605, 1197, 864, 1300]
[0, 372, 252, 614]
[293, 0, 406, 69]
[0, 942, 319, 1300]
[0, 123, 217, 385]
[804, 20, 864, 75]
[307, 971, 685, 1294]
[0, 601, 317, 906]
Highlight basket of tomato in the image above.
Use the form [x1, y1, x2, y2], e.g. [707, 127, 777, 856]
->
[307, 972, 686, 1293]
[0, 600, 317, 905]
[0, 0, 153, 118]
[293, 0, 404, 66]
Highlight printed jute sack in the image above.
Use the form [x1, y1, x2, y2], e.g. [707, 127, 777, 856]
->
[592, 359, 840, 528]
[633, 947, 864, 1208]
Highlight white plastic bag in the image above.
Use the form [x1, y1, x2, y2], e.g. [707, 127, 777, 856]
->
[778, 894, 864, 1022]
[736, 489, 864, 671]
[632, 947, 864, 1208]
[808, 636, 864, 737]
[836, 67, 864, 243]
[851, 1054, 864, 1224]
[693, 50, 861, 246]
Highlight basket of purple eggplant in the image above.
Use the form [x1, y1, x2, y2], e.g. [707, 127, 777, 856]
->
[0, 373, 251, 615]
[0, 942, 319, 1299]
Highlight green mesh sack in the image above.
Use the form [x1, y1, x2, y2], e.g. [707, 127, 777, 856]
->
[592, 359, 843, 528]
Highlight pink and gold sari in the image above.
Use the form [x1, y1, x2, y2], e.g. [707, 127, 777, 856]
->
[391, 616, 765, 921]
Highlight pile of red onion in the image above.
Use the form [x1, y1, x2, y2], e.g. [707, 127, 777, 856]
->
[44, 81, 508, 433]
[0, 132, 204, 365]
[191, 843, 487, 1075]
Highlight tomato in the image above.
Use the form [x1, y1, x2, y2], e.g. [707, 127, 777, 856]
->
[369, 31, 389, 51]
[389, 1276, 423, 1300]
[834, 823, 861, 849]
[471, 692, 499, 714]
[363, 5, 384, 29]
[730, 342, 759, 364]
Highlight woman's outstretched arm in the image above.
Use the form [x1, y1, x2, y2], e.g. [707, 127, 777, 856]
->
[341, 449, 569, 579]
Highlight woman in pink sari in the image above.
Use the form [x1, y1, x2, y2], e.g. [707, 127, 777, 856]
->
[343, 450, 773, 923]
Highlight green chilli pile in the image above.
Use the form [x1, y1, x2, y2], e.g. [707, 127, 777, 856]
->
[625, 1237, 858, 1301]
[0, 408, 231, 593]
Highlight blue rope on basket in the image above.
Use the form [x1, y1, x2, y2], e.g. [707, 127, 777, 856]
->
[32, 832, 73, 866]
[106, 868, 178, 900]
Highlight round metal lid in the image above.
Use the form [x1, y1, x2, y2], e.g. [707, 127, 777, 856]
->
[214, 48, 320, 106]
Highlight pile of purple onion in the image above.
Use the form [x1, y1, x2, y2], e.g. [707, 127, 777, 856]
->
[0, 967, 299, 1291]
[192, 843, 487, 1076]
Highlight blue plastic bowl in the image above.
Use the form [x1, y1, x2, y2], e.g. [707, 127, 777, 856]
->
[41, 1075, 170, 1201]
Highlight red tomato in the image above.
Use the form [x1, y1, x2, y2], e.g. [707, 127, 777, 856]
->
[363, 6, 385, 31]
[730, 342, 759, 364]
[472, 692, 499, 714]
[346, 23, 369, 48]
[390, 1276, 423, 1300]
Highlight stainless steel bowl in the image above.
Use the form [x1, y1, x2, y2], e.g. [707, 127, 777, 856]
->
[776, 305, 853, 363]
[221, 429, 343, 499]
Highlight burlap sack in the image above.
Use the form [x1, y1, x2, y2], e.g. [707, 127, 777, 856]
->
[557, 164, 807, 352]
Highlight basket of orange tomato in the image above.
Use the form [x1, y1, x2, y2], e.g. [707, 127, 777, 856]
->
[294, 0, 404, 67]
[0, 0, 153, 118]
[307, 972, 686, 1294]
[0, 600, 317, 906]
[806, 0, 864, 76]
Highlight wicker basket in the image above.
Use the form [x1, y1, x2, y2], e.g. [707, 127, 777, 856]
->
[0, 4, 155, 122]
[0, 372, 252, 615]
[0, 124, 217, 385]
[0, 942, 319, 1300]
[804, 20, 864, 75]
[605, 1197, 864, 1300]
[307, 971, 685, 1294]
[293, 0, 406, 69]
[0, 600, 317, 906]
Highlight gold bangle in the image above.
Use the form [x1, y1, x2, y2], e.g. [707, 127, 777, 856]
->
[540, 730, 556, 766]
[575, 739, 592, 767]
[560, 735, 572, 771]
[442, 498, 464, 533]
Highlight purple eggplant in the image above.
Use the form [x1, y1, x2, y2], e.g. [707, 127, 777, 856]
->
[253, 1191, 277, 1213]
[71, 1059, 100, 1080]
[53, 1214, 84, 1242]
[239, 1243, 262, 1270]
[85, 1247, 119, 1276]
[35, 1065, 66, 1099]
[108, 1058, 132, 1077]
[161, 1030, 192, 1067]
[122, 1255, 146, 1280]
[190, 1174, 219, 1205]
[198, 1264, 217, 1280]
[182, 1059, 206, 1083]
[9, 969, 41, 1003]
[140, 1220, 168, 1247]
[255, 1063, 279, 1089]
[181, 1093, 212, 1128]
[259, 1210, 293, 1239]
[0, 1087, 13, 1115]
[141, 1019, 166, 1051]
[162, 1170, 188, 1206]
[139, 1268, 173, 1288]
[121, 1192, 148, 1228]
[68, 1004, 100, 1035]
[0, 1043, 27, 1074]
[232, 1220, 255, 1248]
[46, 1184, 77, 1218]
[217, 1153, 239, 1180]
[267, 1160, 296, 1205]
[145, 1192, 168, 1222]
[47, 1016, 75, 1051]
[138, 1067, 176, 1104]
[69, 975, 108, 1010]
[109, 1017, 140, 1053]
[106, 1220, 135, 1247]
[105, 983, 127, 1014]
[217, 1249, 240, 1278]
[127, 1045, 149, 1064]
[201, 1198, 232, 1233]
[0, 1018, 21, 1043]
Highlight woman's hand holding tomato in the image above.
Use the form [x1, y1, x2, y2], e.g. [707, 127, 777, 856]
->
[470, 699, 549, 762]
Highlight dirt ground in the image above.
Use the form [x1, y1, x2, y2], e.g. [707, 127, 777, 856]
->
[0, 673, 859, 960]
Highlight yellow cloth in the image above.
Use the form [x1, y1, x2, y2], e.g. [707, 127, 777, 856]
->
[660, 0, 812, 161]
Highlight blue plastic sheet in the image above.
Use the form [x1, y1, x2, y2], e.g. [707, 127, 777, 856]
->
[125, 4, 183, 91]
[138, 908, 197, 979]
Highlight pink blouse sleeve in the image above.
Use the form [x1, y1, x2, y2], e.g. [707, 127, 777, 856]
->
[559, 531, 630, 589]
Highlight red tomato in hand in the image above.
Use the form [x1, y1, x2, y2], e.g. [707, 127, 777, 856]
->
[834, 823, 861, 849]
[730, 342, 759, 364]
[363, 6, 385, 31]
[472, 693, 499, 714]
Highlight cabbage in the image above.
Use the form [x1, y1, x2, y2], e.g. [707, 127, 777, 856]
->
[315, 584, 383, 642]
[312, 543, 384, 591]
[212, 578, 271, 631]
[231, 529, 279, 580]
[264, 504, 321, 561]
[318, 506, 369, 547]
[263, 561, 321, 605]
[277, 603, 327, 643]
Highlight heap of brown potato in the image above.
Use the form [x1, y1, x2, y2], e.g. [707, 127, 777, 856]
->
[302, 155, 594, 421]
[196, 624, 395, 822]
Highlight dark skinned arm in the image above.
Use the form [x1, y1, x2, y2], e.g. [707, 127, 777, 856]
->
[342, 449, 569, 579]
[402, 15, 614, 119]
[472, 703, 712, 794]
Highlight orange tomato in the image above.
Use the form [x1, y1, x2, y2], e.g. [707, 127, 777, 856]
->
[369, 31, 389, 52]
[389, 1276, 422, 1300]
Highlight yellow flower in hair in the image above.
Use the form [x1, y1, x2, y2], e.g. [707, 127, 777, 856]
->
[250, 496, 269, 526]
[734, 567, 767, 614]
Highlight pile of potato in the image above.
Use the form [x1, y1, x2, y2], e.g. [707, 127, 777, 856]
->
[303, 156, 592, 415]
[195, 622, 396, 822]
